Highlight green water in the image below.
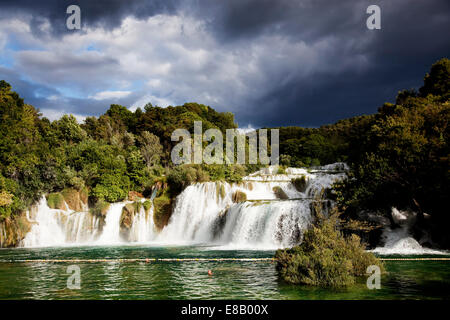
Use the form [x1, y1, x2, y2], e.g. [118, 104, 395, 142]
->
[0, 245, 449, 300]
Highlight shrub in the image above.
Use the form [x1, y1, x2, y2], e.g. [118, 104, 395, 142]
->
[275, 212, 383, 287]
[47, 192, 66, 210]
[277, 166, 286, 174]
[92, 173, 130, 202]
[143, 200, 152, 212]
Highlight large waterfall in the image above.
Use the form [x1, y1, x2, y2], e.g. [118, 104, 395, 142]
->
[20, 164, 347, 249]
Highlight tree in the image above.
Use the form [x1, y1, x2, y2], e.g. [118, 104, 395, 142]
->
[138, 131, 163, 168]
[419, 58, 450, 100]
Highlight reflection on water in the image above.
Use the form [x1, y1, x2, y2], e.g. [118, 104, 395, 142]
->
[0, 245, 449, 299]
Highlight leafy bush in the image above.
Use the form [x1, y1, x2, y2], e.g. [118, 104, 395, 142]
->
[46, 192, 65, 210]
[275, 212, 383, 287]
[92, 173, 130, 202]
[143, 200, 152, 212]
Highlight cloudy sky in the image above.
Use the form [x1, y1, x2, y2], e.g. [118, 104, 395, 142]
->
[0, 0, 449, 127]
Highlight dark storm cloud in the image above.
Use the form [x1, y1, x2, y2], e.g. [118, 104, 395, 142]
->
[201, 0, 450, 126]
[0, 0, 181, 36]
[0, 0, 449, 127]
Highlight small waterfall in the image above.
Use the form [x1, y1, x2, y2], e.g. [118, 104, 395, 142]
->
[372, 208, 446, 255]
[23, 197, 67, 247]
[96, 203, 127, 244]
[128, 205, 156, 242]
[217, 200, 313, 249]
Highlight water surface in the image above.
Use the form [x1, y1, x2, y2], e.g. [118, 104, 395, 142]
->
[0, 245, 449, 299]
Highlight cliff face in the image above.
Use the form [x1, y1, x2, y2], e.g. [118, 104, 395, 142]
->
[0, 211, 31, 248]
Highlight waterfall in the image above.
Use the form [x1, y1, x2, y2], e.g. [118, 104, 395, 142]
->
[18, 163, 346, 249]
[129, 205, 156, 242]
[372, 208, 446, 255]
[156, 164, 345, 249]
[96, 202, 127, 244]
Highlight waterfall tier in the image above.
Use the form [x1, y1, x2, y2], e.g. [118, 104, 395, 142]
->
[20, 164, 346, 249]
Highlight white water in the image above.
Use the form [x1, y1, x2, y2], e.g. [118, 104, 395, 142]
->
[96, 202, 128, 245]
[19, 164, 346, 249]
[372, 208, 447, 255]
[155, 165, 344, 249]
[21, 198, 154, 247]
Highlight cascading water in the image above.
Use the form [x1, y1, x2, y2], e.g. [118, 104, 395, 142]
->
[21, 198, 155, 247]
[156, 164, 346, 249]
[19, 163, 347, 249]
[128, 205, 156, 242]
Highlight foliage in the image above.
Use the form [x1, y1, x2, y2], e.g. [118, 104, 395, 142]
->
[92, 173, 130, 202]
[143, 200, 152, 212]
[46, 193, 65, 210]
[138, 131, 163, 168]
[275, 212, 383, 287]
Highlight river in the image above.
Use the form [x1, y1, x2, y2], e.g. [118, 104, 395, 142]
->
[1, 245, 449, 299]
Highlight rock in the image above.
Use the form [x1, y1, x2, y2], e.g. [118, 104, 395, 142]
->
[291, 176, 307, 193]
[232, 191, 247, 203]
[119, 203, 136, 240]
[357, 211, 391, 228]
[61, 188, 83, 211]
[91, 200, 110, 217]
[128, 191, 144, 201]
[0, 212, 31, 248]
[153, 196, 173, 231]
[273, 186, 289, 200]
[391, 207, 416, 226]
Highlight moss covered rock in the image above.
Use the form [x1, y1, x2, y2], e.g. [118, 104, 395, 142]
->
[273, 186, 289, 200]
[153, 196, 173, 230]
[215, 182, 226, 200]
[46, 193, 67, 210]
[292, 176, 307, 193]
[0, 212, 31, 248]
[232, 190, 247, 203]
[61, 188, 84, 211]
[90, 199, 110, 217]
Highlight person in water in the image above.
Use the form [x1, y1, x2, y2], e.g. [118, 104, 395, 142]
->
[208, 270, 213, 276]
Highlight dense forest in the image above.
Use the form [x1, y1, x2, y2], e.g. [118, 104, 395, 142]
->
[1, 58, 449, 247]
